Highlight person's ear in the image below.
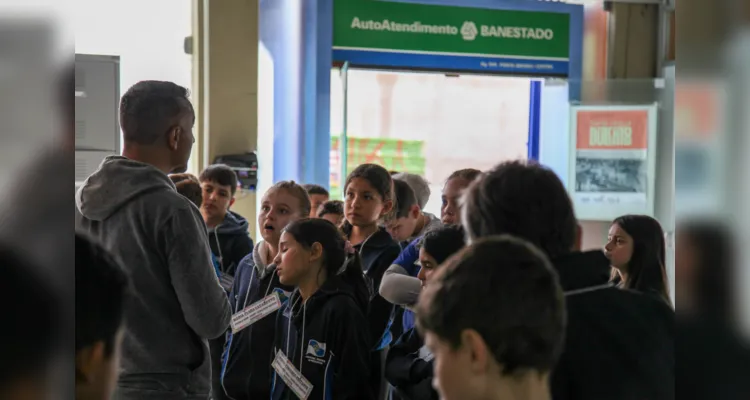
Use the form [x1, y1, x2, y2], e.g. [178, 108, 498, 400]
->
[229, 197, 236, 208]
[167, 125, 181, 151]
[410, 205, 421, 219]
[462, 329, 492, 375]
[76, 342, 107, 384]
[309, 242, 324, 263]
[381, 199, 394, 217]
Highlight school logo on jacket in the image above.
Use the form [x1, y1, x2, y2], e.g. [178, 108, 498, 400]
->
[305, 339, 327, 365]
[273, 287, 291, 304]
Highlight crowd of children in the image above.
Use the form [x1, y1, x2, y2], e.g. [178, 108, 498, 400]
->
[66, 81, 678, 400]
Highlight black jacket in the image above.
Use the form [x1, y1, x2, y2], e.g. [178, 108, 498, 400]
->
[221, 242, 293, 400]
[550, 250, 674, 400]
[355, 227, 402, 350]
[208, 211, 253, 286]
[271, 277, 373, 400]
[385, 327, 438, 400]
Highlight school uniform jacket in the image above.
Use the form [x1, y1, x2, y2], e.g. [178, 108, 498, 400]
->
[221, 241, 294, 400]
[550, 250, 674, 400]
[271, 277, 374, 400]
[355, 227, 402, 350]
[385, 327, 439, 400]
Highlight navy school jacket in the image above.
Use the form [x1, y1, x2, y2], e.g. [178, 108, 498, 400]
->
[221, 242, 294, 400]
[549, 250, 674, 400]
[271, 277, 374, 400]
[355, 227, 402, 350]
[385, 327, 438, 400]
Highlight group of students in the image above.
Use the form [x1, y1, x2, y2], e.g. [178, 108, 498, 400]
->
[67, 80, 678, 400]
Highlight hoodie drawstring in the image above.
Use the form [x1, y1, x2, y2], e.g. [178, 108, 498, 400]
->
[212, 224, 224, 271]
[299, 303, 306, 374]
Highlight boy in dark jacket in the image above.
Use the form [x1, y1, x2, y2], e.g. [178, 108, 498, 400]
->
[199, 164, 254, 287]
[416, 236, 566, 400]
[199, 164, 254, 400]
[461, 160, 674, 400]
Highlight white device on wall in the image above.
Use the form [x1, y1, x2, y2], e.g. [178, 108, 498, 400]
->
[75, 54, 121, 187]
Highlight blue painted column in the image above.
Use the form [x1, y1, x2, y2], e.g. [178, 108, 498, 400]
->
[527, 80, 542, 160]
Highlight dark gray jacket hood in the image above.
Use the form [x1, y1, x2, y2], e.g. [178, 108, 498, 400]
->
[75, 155, 175, 221]
[210, 211, 249, 235]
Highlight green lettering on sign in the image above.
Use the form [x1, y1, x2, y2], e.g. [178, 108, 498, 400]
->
[334, 0, 570, 60]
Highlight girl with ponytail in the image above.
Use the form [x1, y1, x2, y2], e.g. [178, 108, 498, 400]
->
[270, 218, 374, 400]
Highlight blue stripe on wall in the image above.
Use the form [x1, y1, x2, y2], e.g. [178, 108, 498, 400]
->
[527, 80, 542, 160]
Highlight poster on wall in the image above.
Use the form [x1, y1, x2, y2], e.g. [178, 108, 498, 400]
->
[568, 104, 658, 221]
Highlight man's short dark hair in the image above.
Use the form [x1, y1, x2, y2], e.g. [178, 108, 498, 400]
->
[393, 179, 418, 219]
[119, 80, 193, 145]
[462, 161, 577, 260]
[1, 242, 62, 387]
[303, 184, 329, 197]
[317, 200, 344, 218]
[417, 235, 566, 376]
[76, 233, 129, 356]
[199, 164, 239, 196]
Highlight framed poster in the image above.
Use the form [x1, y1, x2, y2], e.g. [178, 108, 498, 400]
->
[568, 104, 658, 221]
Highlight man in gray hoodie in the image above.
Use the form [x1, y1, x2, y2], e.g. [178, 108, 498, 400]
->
[75, 81, 232, 400]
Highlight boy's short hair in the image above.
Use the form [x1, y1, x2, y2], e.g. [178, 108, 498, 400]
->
[421, 225, 466, 265]
[317, 200, 344, 218]
[1, 241, 62, 387]
[76, 233, 129, 355]
[447, 168, 482, 183]
[393, 172, 431, 210]
[393, 179, 418, 219]
[199, 164, 239, 196]
[175, 180, 203, 208]
[169, 173, 199, 185]
[417, 235, 566, 376]
[462, 161, 577, 259]
[303, 183, 329, 197]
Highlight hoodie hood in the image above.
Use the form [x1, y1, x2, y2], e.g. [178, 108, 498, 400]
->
[252, 240, 277, 279]
[76, 156, 175, 221]
[551, 250, 612, 292]
[209, 211, 249, 235]
[354, 226, 395, 252]
[288, 276, 363, 327]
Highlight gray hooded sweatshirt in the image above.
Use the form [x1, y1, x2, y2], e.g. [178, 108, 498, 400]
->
[75, 156, 231, 400]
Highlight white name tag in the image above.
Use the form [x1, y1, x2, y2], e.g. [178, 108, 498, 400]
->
[272, 349, 313, 400]
[230, 292, 281, 334]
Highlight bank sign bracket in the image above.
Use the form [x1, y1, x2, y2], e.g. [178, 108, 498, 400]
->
[333, 0, 572, 76]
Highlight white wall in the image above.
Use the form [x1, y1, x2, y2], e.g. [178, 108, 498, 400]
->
[72, 0, 193, 167]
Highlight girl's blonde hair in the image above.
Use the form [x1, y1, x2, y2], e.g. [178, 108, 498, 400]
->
[264, 181, 312, 217]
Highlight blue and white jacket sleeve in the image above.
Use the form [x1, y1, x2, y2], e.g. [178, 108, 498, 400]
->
[378, 239, 423, 307]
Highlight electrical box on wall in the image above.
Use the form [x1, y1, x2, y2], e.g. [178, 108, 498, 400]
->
[213, 152, 259, 191]
[75, 54, 120, 186]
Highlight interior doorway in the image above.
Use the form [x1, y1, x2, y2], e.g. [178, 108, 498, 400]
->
[330, 68, 537, 216]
